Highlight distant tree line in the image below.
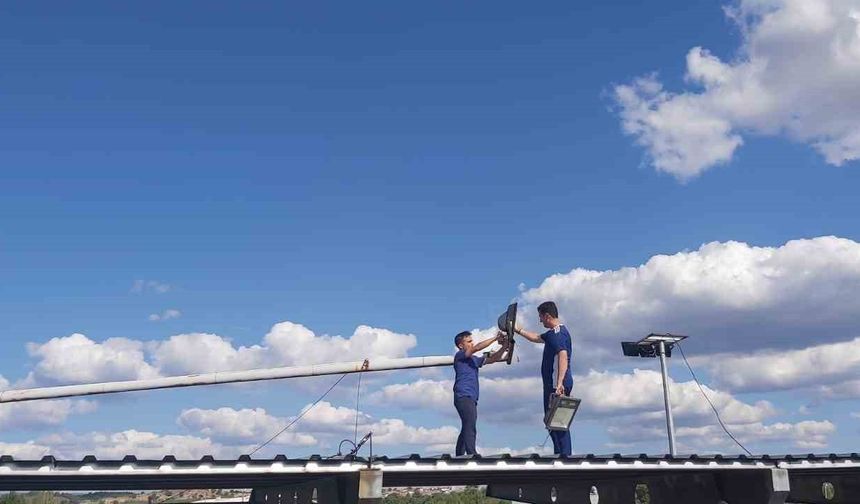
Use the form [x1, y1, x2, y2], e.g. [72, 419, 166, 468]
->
[383, 487, 507, 504]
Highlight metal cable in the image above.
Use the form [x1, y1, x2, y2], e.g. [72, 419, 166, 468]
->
[249, 373, 348, 456]
[675, 342, 753, 456]
[539, 432, 551, 450]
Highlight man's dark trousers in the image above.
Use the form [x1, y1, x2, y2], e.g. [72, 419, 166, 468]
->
[543, 385, 573, 456]
[454, 396, 478, 455]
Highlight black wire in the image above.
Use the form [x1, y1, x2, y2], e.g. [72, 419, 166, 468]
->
[249, 373, 348, 456]
[675, 342, 753, 456]
[354, 370, 364, 445]
[338, 439, 357, 455]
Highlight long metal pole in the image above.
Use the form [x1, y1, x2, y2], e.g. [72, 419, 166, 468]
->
[657, 341, 677, 456]
[0, 355, 454, 404]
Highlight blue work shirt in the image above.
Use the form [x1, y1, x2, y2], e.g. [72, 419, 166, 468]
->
[453, 350, 485, 401]
[541, 325, 573, 390]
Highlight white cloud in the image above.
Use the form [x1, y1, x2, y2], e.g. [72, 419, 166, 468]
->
[178, 402, 457, 449]
[0, 399, 97, 431]
[131, 280, 171, 294]
[577, 369, 776, 424]
[152, 322, 417, 375]
[370, 418, 458, 446]
[851, 412, 860, 419]
[607, 420, 836, 451]
[369, 376, 544, 425]
[705, 337, 860, 392]
[151, 333, 261, 375]
[21, 321, 416, 386]
[274, 401, 457, 447]
[261, 323, 418, 367]
[285, 401, 456, 447]
[370, 379, 452, 411]
[148, 309, 182, 322]
[614, 0, 860, 179]
[177, 407, 317, 446]
[25, 334, 160, 385]
[518, 236, 860, 363]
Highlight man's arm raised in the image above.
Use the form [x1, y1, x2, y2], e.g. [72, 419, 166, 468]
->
[514, 326, 544, 344]
[464, 333, 500, 357]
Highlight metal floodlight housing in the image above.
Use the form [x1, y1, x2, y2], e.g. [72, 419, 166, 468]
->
[621, 333, 687, 358]
[495, 303, 518, 365]
[640, 333, 688, 344]
[543, 394, 581, 432]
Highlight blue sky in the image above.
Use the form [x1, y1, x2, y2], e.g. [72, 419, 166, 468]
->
[1, 0, 860, 458]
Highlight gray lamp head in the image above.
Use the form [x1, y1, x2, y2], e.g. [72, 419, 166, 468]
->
[497, 303, 517, 335]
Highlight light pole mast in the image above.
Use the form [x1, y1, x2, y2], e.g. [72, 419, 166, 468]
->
[621, 333, 687, 457]
[657, 340, 676, 456]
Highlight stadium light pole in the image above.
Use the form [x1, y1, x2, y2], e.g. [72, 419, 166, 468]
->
[621, 333, 688, 456]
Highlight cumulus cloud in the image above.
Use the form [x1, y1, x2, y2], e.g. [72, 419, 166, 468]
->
[518, 236, 860, 363]
[705, 337, 860, 392]
[177, 407, 317, 446]
[607, 420, 836, 451]
[25, 334, 160, 385]
[179, 402, 457, 449]
[577, 369, 776, 424]
[152, 323, 417, 375]
[369, 377, 544, 425]
[613, 0, 860, 179]
[21, 321, 416, 386]
[0, 399, 97, 431]
[148, 309, 182, 322]
[287, 401, 458, 446]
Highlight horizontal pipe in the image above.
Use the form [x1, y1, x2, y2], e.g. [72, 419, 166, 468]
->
[0, 355, 454, 403]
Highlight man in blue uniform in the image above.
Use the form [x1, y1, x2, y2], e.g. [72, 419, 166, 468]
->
[453, 330, 506, 456]
[515, 301, 574, 456]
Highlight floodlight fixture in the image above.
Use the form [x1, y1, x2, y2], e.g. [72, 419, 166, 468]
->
[495, 303, 518, 365]
[543, 394, 581, 431]
[620, 333, 689, 456]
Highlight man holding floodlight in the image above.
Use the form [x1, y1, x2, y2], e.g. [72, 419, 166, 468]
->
[515, 301, 574, 456]
[452, 330, 507, 456]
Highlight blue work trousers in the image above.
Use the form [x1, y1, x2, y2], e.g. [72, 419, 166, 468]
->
[544, 384, 573, 456]
[454, 396, 478, 456]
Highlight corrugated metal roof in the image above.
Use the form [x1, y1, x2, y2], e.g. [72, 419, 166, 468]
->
[0, 453, 856, 491]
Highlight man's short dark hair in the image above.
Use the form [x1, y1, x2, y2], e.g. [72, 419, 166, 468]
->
[454, 331, 472, 348]
[537, 301, 559, 318]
